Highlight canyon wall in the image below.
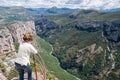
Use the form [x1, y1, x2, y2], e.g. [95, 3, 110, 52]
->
[0, 21, 36, 55]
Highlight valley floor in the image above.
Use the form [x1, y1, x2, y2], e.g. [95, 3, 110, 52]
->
[37, 37, 81, 80]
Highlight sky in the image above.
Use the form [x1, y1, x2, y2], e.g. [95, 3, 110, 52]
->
[0, 0, 120, 10]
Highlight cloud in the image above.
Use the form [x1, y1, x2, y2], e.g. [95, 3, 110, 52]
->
[0, 0, 120, 10]
[66, 0, 83, 4]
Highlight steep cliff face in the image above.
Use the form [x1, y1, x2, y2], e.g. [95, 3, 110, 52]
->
[35, 18, 59, 37]
[0, 21, 36, 79]
[103, 21, 120, 42]
[0, 21, 36, 55]
[0, 27, 15, 55]
[35, 19, 120, 42]
[7, 21, 36, 43]
[75, 20, 120, 42]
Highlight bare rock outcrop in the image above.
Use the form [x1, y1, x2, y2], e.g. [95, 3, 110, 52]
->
[0, 28, 15, 55]
[0, 21, 36, 55]
[7, 21, 36, 43]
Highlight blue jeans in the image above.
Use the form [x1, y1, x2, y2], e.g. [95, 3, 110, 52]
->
[15, 62, 32, 80]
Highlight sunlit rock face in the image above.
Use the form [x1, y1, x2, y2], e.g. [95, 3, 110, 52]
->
[0, 21, 36, 55]
[0, 27, 15, 55]
[7, 21, 36, 43]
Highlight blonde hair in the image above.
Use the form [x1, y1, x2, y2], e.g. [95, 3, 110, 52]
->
[23, 33, 33, 42]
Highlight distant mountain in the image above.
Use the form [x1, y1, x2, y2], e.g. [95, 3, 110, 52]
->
[104, 8, 120, 12]
[27, 7, 120, 16]
[47, 9, 120, 25]
[27, 7, 76, 15]
[69, 9, 104, 19]
[0, 6, 32, 25]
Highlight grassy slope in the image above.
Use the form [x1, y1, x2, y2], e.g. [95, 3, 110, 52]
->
[36, 37, 80, 80]
[48, 11, 120, 25]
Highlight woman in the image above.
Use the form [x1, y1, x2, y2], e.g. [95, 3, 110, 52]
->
[15, 33, 38, 80]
